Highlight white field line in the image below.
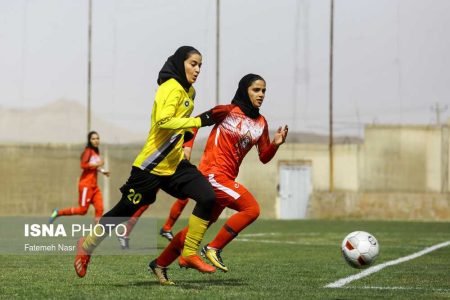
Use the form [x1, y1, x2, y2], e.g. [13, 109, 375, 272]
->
[237, 235, 418, 250]
[239, 232, 320, 237]
[237, 238, 307, 245]
[344, 286, 450, 292]
[325, 240, 450, 288]
[239, 233, 280, 237]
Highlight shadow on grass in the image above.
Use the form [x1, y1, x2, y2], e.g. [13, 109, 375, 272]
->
[177, 278, 248, 290]
[109, 278, 247, 289]
[120, 245, 168, 251]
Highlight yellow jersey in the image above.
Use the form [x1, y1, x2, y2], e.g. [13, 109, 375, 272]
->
[133, 78, 202, 175]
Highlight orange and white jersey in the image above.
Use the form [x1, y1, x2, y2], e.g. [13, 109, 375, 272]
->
[198, 104, 278, 180]
[79, 147, 101, 187]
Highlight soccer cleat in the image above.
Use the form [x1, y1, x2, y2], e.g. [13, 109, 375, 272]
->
[201, 245, 228, 272]
[74, 237, 91, 278]
[178, 254, 216, 273]
[159, 228, 174, 241]
[118, 236, 129, 250]
[148, 259, 175, 286]
[49, 208, 59, 224]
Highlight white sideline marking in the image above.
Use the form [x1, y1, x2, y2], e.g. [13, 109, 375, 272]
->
[345, 286, 450, 292]
[240, 232, 279, 237]
[237, 238, 305, 245]
[325, 240, 450, 288]
[240, 232, 320, 237]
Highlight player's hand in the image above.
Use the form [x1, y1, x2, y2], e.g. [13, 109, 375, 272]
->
[183, 146, 192, 161]
[90, 159, 104, 167]
[273, 125, 288, 146]
[198, 110, 215, 127]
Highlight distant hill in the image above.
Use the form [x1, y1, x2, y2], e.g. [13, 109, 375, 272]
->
[0, 100, 362, 144]
[0, 100, 143, 144]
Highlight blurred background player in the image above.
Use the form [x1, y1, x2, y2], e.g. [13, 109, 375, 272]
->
[74, 46, 219, 278]
[49, 131, 110, 224]
[149, 74, 288, 285]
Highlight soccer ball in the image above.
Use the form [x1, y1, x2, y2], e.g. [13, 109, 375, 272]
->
[341, 231, 379, 268]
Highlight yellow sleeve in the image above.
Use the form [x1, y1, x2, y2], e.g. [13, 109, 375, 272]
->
[155, 89, 202, 129]
[159, 116, 202, 129]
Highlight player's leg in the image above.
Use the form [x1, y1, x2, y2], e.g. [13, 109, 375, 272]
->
[149, 204, 224, 284]
[91, 187, 104, 223]
[161, 160, 216, 273]
[202, 179, 260, 272]
[118, 204, 150, 249]
[149, 227, 188, 285]
[75, 167, 159, 277]
[160, 198, 189, 241]
[209, 191, 260, 249]
[74, 196, 140, 277]
[50, 186, 91, 223]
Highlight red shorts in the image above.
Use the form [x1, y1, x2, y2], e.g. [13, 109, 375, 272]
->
[78, 184, 101, 207]
[205, 174, 255, 222]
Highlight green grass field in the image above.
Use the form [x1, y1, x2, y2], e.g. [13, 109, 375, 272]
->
[1, 219, 449, 299]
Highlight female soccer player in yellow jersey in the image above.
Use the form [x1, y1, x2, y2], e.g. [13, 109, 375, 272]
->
[74, 46, 219, 277]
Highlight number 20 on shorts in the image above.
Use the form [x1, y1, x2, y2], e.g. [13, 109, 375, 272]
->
[127, 189, 142, 204]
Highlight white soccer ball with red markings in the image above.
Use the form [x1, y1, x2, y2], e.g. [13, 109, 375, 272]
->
[341, 231, 379, 268]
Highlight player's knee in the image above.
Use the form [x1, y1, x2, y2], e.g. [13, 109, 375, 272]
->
[79, 207, 89, 215]
[245, 204, 260, 221]
[203, 193, 216, 207]
[197, 194, 216, 212]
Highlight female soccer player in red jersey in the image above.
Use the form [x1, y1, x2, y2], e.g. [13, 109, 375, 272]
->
[149, 74, 288, 285]
[49, 131, 110, 224]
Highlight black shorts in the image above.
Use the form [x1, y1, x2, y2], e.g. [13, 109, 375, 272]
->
[119, 159, 209, 206]
[103, 159, 216, 222]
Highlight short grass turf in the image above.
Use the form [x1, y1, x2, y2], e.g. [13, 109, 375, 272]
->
[1, 219, 449, 299]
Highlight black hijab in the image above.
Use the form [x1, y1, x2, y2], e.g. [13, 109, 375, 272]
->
[231, 73, 265, 119]
[86, 131, 99, 154]
[157, 46, 201, 91]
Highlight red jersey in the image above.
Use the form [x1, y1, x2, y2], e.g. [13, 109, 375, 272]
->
[197, 104, 277, 180]
[79, 147, 102, 187]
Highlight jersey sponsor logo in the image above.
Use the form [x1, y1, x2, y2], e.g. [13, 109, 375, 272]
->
[184, 100, 190, 107]
[239, 131, 252, 149]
